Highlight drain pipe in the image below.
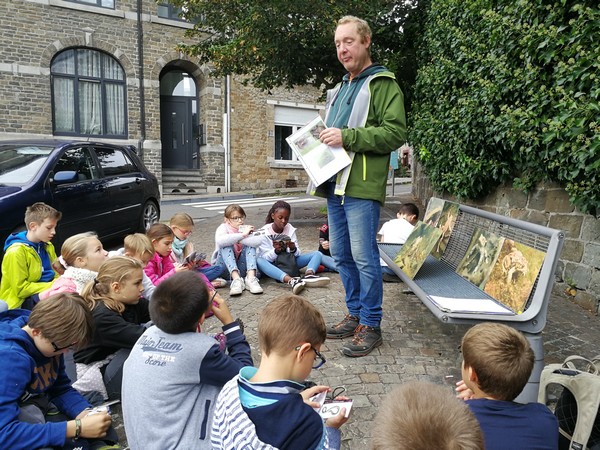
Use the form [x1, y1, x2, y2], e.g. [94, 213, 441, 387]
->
[136, 0, 146, 157]
[223, 75, 231, 193]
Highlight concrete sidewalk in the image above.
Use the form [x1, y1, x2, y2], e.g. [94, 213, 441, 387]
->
[113, 188, 600, 449]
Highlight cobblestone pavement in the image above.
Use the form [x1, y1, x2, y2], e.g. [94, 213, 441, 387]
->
[112, 192, 600, 449]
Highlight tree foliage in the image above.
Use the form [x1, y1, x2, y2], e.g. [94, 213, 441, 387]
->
[411, 0, 600, 215]
[169, 0, 420, 96]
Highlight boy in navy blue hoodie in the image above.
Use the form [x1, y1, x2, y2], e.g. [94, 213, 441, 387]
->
[0, 293, 115, 449]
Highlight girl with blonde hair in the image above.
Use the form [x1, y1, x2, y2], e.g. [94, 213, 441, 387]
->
[73, 256, 149, 400]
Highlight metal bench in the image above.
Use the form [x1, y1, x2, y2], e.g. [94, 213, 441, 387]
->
[379, 202, 565, 402]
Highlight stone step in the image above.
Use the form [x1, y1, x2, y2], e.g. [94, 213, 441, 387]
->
[162, 170, 206, 194]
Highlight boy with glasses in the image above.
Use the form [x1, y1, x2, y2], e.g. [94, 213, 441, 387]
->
[211, 294, 349, 449]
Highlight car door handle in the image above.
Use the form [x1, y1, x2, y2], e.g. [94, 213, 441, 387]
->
[95, 185, 105, 192]
[135, 178, 143, 184]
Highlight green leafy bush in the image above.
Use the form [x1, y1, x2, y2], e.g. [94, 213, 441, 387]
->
[411, 0, 600, 215]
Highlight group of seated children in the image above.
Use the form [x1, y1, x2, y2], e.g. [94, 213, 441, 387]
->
[0, 200, 562, 449]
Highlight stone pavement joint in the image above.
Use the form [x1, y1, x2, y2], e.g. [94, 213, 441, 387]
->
[111, 190, 600, 449]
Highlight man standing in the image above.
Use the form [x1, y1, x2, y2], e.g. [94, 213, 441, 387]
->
[317, 16, 406, 357]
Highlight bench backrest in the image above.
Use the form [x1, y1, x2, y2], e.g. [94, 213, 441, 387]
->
[379, 202, 564, 333]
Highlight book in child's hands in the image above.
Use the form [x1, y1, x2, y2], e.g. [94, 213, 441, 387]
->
[184, 251, 206, 268]
[285, 116, 352, 187]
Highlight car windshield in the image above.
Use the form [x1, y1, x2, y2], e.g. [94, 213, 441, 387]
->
[0, 145, 53, 185]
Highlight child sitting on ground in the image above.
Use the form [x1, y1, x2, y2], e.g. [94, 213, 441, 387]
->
[316, 222, 337, 272]
[74, 256, 150, 401]
[372, 381, 484, 450]
[455, 322, 558, 450]
[109, 233, 156, 301]
[0, 293, 115, 449]
[145, 222, 213, 291]
[256, 200, 330, 295]
[378, 202, 419, 282]
[40, 232, 108, 299]
[211, 294, 348, 449]
[0, 202, 61, 309]
[169, 212, 226, 287]
[212, 204, 265, 296]
[122, 271, 253, 449]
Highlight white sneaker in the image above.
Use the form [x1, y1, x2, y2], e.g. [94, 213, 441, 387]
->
[288, 277, 306, 295]
[229, 278, 245, 296]
[244, 276, 263, 294]
[302, 274, 330, 287]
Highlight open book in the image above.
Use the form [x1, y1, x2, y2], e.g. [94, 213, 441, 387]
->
[286, 116, 352, 186]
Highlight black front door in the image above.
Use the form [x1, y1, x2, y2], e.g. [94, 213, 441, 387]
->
[160, 97, 195, 169]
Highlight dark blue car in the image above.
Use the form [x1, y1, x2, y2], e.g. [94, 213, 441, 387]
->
[0, 140, 160, 258]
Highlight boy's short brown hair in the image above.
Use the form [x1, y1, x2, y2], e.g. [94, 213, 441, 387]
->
[28, 293, 94, 350]
[372, 381, 484, 450]
[124, 233, 154, 258]
[461, 323, 534, 401]
[24, 202, 62, 229]
[150, 271, 209, 334]
[259, 294, 326, 356]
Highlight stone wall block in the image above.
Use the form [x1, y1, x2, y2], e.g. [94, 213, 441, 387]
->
[564, 262, 592, 290]
[548, 214, 583, 238]
[497, 186, 527, 209]
[545, 190, 576, 213]
[581, 216, 600, 242]
[560, 239, 584, 263]
[582, 243, 600, 270]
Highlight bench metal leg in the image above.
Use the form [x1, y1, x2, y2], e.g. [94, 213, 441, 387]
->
[515, 333, 544, 404]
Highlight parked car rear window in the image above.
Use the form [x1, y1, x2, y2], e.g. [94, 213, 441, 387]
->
[95, 147, 137, 176]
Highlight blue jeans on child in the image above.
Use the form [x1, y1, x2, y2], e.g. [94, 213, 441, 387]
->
[325, 183, 383, 328]
[214, 245, 258, 279]
[257, 251, 322, 282]
[198, 264, 224, 281]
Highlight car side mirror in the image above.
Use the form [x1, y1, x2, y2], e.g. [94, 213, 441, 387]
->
[53, 170, 78, 184]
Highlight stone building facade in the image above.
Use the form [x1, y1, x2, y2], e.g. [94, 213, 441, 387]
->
[0, 0, 323, 194]
[413, 162, 600, 313]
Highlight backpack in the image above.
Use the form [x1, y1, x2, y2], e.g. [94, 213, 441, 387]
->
[538, 355, 600, 450]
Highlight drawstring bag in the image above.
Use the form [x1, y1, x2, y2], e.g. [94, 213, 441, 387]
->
[538, 355, 600, 450]
[274, 251, 300, 278]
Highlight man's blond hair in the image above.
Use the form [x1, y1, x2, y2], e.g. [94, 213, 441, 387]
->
[337, 15, 372, 44]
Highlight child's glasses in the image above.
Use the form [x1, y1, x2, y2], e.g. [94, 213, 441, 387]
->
[295, 345, 326, 369]
[173, 226, 193, 236]
[229, 216, 245, 222]
[51, 341, 77, 352]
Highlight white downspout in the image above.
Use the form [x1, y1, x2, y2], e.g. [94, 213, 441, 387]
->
[223, 75, 231, 193]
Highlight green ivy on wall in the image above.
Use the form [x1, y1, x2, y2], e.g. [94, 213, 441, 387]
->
[410, 0, 600, 215]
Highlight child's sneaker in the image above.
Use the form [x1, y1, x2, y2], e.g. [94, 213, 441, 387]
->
[288, 277, 305, 295]
[229, 278, 244, 296]
[244, 276, 263, 294]
[212, 277, 228, 288]
[302, 274, 330, 287]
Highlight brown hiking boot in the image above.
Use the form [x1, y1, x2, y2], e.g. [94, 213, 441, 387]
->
[342, 324, 382, 357]
[326, 314, 359, 339]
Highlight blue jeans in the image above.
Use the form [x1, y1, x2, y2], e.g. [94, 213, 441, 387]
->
[198, 264, 225, 281]
[321, 254, 338, 272]
[257, 251, 322, 283]
[214, 245, 257, 279]
[326, 184, 383, 327]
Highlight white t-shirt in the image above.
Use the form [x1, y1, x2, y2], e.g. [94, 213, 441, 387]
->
[378, 218, 415, 266]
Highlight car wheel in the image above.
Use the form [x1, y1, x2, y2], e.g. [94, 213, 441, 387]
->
[140, 200, 159, 231]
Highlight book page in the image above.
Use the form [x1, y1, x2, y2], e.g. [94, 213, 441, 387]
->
[429, 295, 515, 315]
[286, 116, 352, 186]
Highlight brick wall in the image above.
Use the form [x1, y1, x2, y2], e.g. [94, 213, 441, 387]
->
[1, 0, 324, 194]
[413, 161, 600, 313]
